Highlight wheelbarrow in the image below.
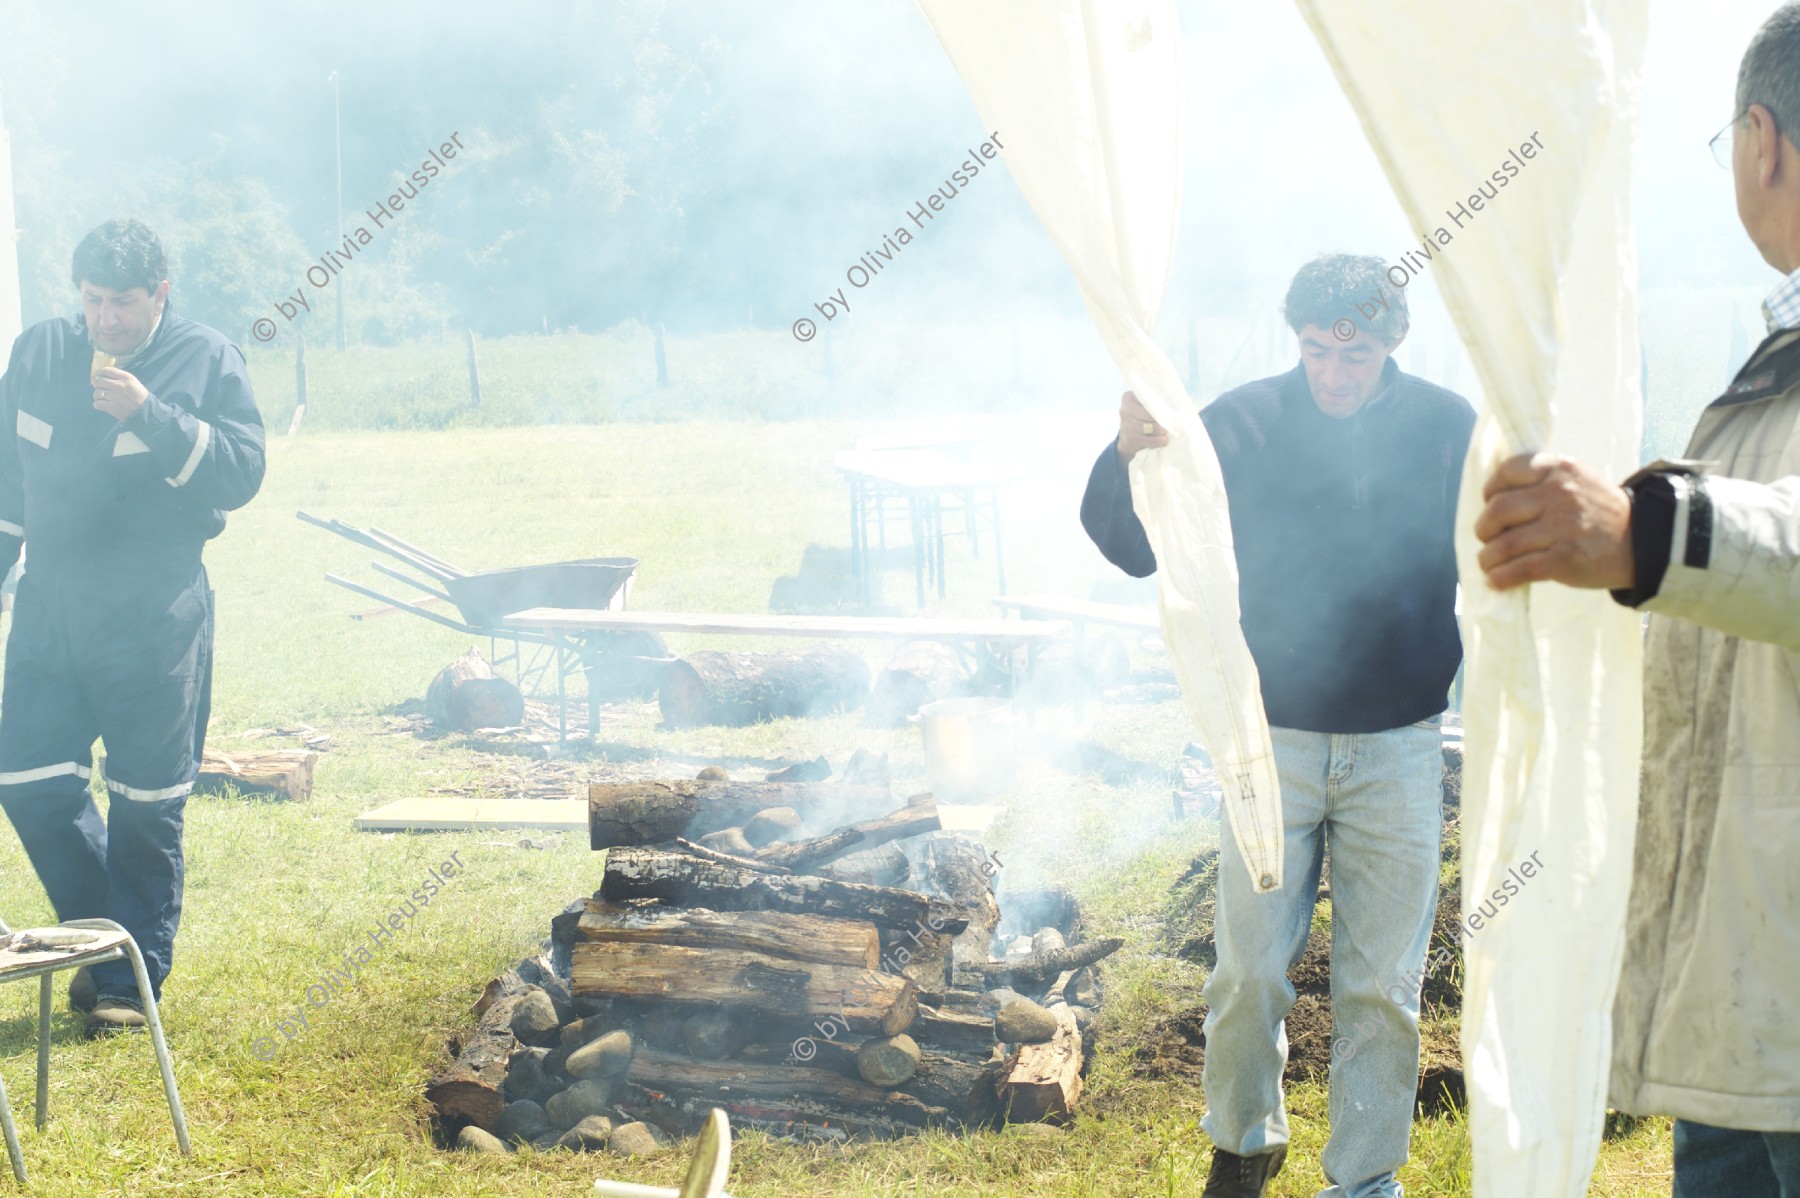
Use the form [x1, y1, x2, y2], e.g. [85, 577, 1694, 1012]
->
[299, 511, 670, 736]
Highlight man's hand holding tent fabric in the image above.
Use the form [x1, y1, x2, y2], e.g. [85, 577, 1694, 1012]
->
[1476, 8, 1800, 1191]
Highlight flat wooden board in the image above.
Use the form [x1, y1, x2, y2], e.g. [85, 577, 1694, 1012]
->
[502, 608, 1071, 645]
[353, 797, 588, 833]
[994, 593, 1159, 632]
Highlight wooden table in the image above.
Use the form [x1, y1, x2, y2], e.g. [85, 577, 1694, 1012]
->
[835, 449, 1013, 608]
[502, 608, 1072, 738]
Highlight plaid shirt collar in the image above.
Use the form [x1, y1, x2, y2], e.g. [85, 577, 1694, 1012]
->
[1762, 265, 1800, 333]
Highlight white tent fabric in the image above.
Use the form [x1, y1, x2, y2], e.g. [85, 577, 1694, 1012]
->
[916, 0, 1285, 894]
[1293, 5, 1648, 1195]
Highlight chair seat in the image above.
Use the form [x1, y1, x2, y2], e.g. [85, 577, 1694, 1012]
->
[0, 927, 132, 979]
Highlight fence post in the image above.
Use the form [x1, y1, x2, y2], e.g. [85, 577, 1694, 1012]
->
[466, 328, 481, 407]
[286, 332, 308, 435]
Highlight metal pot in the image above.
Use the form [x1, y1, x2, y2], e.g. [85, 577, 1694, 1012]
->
[915, 697, 1016, 800]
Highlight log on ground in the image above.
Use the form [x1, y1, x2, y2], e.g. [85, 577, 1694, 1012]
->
[659, 643, 872, 728]
[576, 900, 879, 969]
[625, 1047, 951, 1130]
[999, 1004, 1082, 1124]
[572, 940, 918, 1035]
[426, 646, 524, 730]
[426, 994, 519, 1133]
[196, 747, 318, 802]
[867, 641, 972, 728]
[589, 780, 893, 848]
[600, 847, 967, 934]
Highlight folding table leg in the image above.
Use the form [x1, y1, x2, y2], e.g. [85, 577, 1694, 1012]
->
[121, 939, 191, 1157]
[0, 1069, 24, 1184]
[35, 974, 49, 1129]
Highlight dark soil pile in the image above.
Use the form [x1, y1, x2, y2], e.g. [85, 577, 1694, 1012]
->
[1125, 748, 1468, 1117]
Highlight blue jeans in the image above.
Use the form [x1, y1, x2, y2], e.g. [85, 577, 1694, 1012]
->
[1202, 721, 1444, 1198]
[1674, 1120, 1800, 1197]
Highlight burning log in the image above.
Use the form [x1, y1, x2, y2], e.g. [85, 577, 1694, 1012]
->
[922, 837, 1002, 972]
[600, 847, 967, 934]
[752, 797, 941, 873]
[196, 747, 318, 802]
[426, 993, 518, 1133]
[999, 1004, 1082, 1124]
[908, 1003, 996, 1056]
[674, 837, 792, 875]
[976, 937, 1124, 986]
[588, 780, 892, 848]
[575, 901, 879, 969]
[625, 1048, 953, 1131]
[659, 644, 872, 728]
[571, 942, 917, 1035]
[426, 647, 525, 730]
[820, 844, 909, 888]
[867, 641, 971, 728]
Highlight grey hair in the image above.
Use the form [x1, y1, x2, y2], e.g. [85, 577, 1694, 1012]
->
[1737, 3, 1800, 143]
[1282, 254, 1409, 344]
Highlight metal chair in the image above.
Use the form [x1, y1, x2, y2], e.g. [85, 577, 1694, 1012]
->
[0, 916, 190, 1185]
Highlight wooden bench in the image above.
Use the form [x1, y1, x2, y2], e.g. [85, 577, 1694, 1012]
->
[994, 594, 1162, 720]
[502, 608, 1072, 738]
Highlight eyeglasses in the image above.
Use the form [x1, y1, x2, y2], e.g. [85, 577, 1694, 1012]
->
[1710, 113, 1745, 169]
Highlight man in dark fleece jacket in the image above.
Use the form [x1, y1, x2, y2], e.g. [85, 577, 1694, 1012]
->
[0, 219, 265, 1035]
[1082, 255, 1473, 1198]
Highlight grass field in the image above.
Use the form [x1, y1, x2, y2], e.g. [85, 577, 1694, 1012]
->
[0, 405, 1678, 1195]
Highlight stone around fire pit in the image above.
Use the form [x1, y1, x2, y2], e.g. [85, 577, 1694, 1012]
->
[743, 806, 804, 846]
[555, 1114, 616, 1152]
[497, 1099, 553, 1143]
[608, 1121, 667, 1156]
[568, 1029, 635, 1079]
[996, 999, 1060, 1045]
[545, 1077, 615, 1129]
[511, 989, 562, 1045]
[457, 1125, 509, 1154]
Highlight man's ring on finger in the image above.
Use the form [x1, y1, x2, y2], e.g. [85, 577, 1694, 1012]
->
[1141, 421, 1156, 436]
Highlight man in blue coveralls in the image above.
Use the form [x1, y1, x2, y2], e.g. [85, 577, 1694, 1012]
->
[0, 218, 265, 1033]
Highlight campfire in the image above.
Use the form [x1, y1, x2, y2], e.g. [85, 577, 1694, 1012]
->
[426, 774, 1119, 1150]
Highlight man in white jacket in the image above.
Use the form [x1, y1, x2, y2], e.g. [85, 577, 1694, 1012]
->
[1476, 6, 1800, 1193]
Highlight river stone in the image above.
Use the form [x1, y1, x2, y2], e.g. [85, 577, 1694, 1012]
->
[510, 989, 562, 1046]
[856, 1034, 922, 1087]
[1068, 966, 1102, 1008]
[742, 806, 804, 847]
[497, 1099, 553, 1144]
[608, 1121, 665, 1156]
[544, 1077, 614, 1129]
[1031, 927, 1067, 956]
[982, 987, 1025, 1012]
[995, 998, 1060, 1044]
[555, 1114, 615, 1152]
[568, 1029, 635, 1079]
[560, 1015, 609, 1049]
[698, 827, 755, 856]
[456, 1125, 509, 1154]
[696, 765, 732, 781]
[505, 1046, 555, 1104]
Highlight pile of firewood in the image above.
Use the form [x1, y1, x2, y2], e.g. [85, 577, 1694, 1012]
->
[426, 776, 1120, 1150]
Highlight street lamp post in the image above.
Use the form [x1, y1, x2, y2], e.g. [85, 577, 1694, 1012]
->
[329, 70, 345, 351]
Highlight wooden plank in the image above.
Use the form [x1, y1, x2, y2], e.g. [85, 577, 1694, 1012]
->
[571, 941, 917, 1034]
[577, 900, 881, 970]
[352, 797, 586, 833]
[502, 608, 1070, 645]
[993, 593, 1160, 632]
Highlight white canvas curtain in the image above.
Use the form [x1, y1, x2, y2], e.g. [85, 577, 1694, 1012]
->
[915, 0, 1285, 894]
[922, 1, 1647, 1193]
[1292, 4, 1648, 1193]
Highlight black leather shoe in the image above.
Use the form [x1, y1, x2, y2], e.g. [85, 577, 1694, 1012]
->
[1202, 1144, 1288, 1197]
[68, 966, 97, 1013]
